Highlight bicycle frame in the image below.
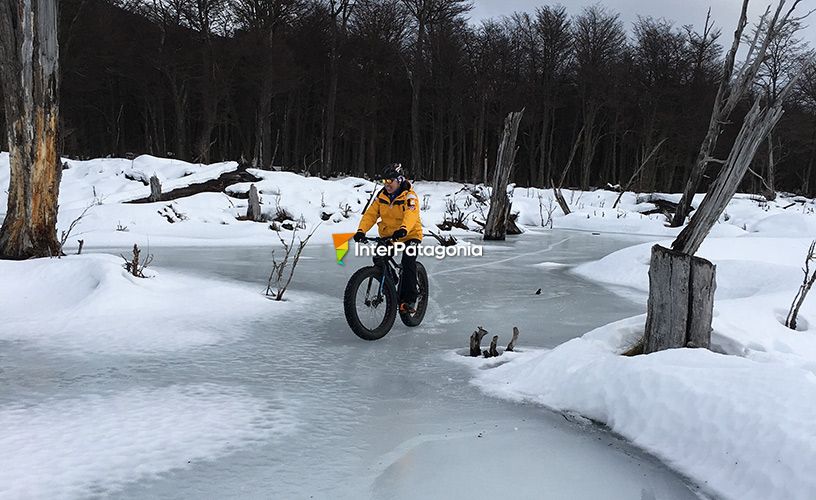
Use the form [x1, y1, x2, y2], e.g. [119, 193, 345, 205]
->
[362, 236, 403, 302]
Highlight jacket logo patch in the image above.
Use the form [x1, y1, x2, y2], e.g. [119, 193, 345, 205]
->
[407, 198, 417, 210]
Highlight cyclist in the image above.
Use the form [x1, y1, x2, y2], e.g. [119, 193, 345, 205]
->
[353, 163, 423, 314]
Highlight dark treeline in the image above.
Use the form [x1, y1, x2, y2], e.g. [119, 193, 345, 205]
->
[8, 0, 815, 194]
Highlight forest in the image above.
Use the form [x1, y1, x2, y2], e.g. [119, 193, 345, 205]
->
[7, 0, 815, 195]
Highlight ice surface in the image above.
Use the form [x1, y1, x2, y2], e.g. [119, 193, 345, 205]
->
[476, 232, 816, 500]
[0, 384, 292, 499]
[0, 232, 700, 499]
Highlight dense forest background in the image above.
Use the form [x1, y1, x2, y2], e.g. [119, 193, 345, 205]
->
[4, 0, 815, 194]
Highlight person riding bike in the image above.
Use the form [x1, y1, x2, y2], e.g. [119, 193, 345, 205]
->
[353, 163, 423, 314]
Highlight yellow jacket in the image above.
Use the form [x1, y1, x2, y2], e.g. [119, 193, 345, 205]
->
[357, 182, 423, 242]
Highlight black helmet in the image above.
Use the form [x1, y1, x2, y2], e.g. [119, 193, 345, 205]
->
[380, 163, 404, 180]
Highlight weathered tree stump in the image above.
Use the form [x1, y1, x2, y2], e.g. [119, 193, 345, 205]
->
[148, 175, 162, 202]
[77, 240, 84, 255]
[247, 184, 262, 221]
[506, 327, 519, 352]
[644, 245, 716, 353]
[484, 110, 524, 241]
[470, 326, 489, 357]
[486, 336, 499, 357]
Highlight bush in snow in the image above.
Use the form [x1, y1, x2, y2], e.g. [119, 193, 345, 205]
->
[265, 224, 319, 301]
[786, 240, 816, 331]
[121, 244, 153, 278]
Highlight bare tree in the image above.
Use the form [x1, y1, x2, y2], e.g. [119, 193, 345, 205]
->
[644, 59, 808, 353]
[484, 109, 524, 240]
[671, 0, 810, 226]
[573, 5, 625, 190]
[265, 223, 320, 300]
[756, 15, 811, 200]
[400, 0, 470, 178]
[786, 240, 816, 330]
[0, 0, 62, 259]
[323, 0, 354, 176]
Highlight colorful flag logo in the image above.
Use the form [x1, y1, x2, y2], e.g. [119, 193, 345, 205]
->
[332, 233, 356, 266]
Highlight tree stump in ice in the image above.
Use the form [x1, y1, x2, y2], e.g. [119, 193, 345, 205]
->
[149, 175, 162, 202]
[247, 184, 262, 222]
[484, 110, 524, 241]
[506, 327, 519, 352]
[644, 245, 716, 353]
[470, 326, 489, 357]
[486, 335, 499, 357]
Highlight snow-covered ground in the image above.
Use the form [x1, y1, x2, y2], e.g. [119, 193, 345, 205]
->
[460, 212, 816, 500]
[3, 152, 816, 499]
[3, 152, 810, 249]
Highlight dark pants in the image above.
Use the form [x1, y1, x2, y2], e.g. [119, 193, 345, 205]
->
[399, 239, 420, 304]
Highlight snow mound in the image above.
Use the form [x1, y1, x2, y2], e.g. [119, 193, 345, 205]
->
[466, 316, 816, 500]
[0, 254, 284, 354]
[749, 212, 816, 237]
[0, 384, 297, 499]
[572, 237, 811, 300]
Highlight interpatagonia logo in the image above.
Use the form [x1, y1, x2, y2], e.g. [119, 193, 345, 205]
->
[332, 233, 356, 266]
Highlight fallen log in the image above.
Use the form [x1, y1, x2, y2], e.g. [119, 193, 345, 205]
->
[127, 164, 262, 203]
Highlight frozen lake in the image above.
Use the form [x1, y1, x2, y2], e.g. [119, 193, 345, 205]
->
[0, 229, 706, 499]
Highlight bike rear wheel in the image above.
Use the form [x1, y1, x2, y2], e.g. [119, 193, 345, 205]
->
[400, 261, 428, 327]
[344, 266, 398, 341]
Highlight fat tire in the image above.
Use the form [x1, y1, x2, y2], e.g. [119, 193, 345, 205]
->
[344, 266, 398, 340]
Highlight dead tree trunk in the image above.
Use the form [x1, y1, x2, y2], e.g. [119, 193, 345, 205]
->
[247, 184, 262, 222]
[765, 132, 777, 201]
[673, 95, 790, 256]
[0, 0, 62, 259]
[506, 327, 519, 352]
[786, 241, 816, 331]
[486, 336, 499, 357]
[644, 245, 716, 353]
[645, 80, 798, 352]
[672, 0, 798, 227]
[148, 175, 162, 202]
[484, 110, 524, 241]
[613, 138, 667, 209]
[551, 126, 584, 216]
[469, 326, 489, 357]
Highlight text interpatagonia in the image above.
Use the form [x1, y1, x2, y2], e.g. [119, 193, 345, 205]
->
[354, 242, 483, 259]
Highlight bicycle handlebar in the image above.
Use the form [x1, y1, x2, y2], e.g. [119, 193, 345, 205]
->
[359, 235, 395, 244]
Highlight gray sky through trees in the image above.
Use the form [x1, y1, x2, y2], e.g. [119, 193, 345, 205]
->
[467, 0, 816, 41]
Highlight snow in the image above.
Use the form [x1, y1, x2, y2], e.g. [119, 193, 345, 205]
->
[0, 253, 300, 354]
[4, 152, 812, 250]
[458, 316, 816, 500]
[4, 151, 816, 498]
[0, 384, 296, 499]
[462, 219, 816, 500]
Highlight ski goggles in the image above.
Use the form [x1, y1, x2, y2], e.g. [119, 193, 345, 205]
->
[381, 175, 403, 185]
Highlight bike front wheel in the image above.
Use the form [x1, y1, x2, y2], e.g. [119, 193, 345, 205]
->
[344, 266, 398, 341]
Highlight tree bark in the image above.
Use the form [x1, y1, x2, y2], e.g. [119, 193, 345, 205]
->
[643, 245, 715, 353]
[324, 25, 339, 176]
[408, 22, 425, 179]
[149, 175, 162, 202]
[247, 184, 262, 221]
[673, 95, 788, 256]
[0, 0, 63, 259]
[765, 132, 777, 201]
[484, 110, 524, 241]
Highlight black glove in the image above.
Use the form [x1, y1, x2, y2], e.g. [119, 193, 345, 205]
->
[353, 231, 366, 242]
[391, 228, 408, 240]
